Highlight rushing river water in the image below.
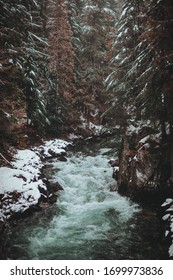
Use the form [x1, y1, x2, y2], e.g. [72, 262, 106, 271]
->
[5, 147, 168, 260]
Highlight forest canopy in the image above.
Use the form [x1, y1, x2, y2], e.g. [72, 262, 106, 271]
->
[0, 0, 173, 188]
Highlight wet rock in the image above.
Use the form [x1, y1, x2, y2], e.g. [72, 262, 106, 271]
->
[39, 177, 64, 205]
[39, 202, 50, 209]
[48, 182, 64, 194]
[47, 149, 66, 158]
[42, 166, 57, 180]
[41, 180, 64, 204]
[117, 124, 172, 204]
[108, 159, 119, 181]
[108, 159, 119, 167]
[57, 155, 67, 162]
[8, 204, 42, 221]
[38, 185, 48, 202]
[48, 193, 58, 204]
[109, 184, 118, 192]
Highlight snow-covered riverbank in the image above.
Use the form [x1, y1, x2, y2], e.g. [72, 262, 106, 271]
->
[0, 139, 70, 221]
[0, 136, 173, 259]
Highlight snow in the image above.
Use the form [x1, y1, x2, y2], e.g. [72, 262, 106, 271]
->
[162, 213, 170, 221]
[0, 139, 70, 221]
[28, 32, 49, 46]
[89, 122, 103, 134]
[171, 222, 173, 233]
[162, 198, 173, 257]
[127, 124, 136, 132]
[84, 5, 98, 12]
[166, 205, 173, 212]
[68, 133, 82, 140]
[169, 243, 173, 257]
[161, 198, 173, 207]
[117, 31, 123, 39]
[139, 135, 150, 144]
[165, 122, 171, 135]
[114, 54, 121, 61]
[35, 139, 70, 158]
[120, 7, 128, 19]
[127, 124, 141, 134]
[136, 169, 147, 182]
[0, 166, 42, 221]
[133, 25, 139, 32]
[0, 168, 32, 193]
[113, 166, 119, 172]
[103, 8, 115, 17]
[79, 114, 103, 134]
[4, 111, 11, 118]
[120, 6, 134, 20]
[12, 149, 42, 177]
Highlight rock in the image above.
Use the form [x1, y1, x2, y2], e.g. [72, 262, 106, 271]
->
[117, 124, 172, 203]
[38, 185, 48, 202]
[48, 194, 58, 204]
[57, 156, 67, 162]
[39, 202, 50, 209]
[113, 167, 119, 181]
[109, 184, 118, 192]
[40, 181, 64, 204]
[48, 182, 64, 194]
[108, 159, 119, 167]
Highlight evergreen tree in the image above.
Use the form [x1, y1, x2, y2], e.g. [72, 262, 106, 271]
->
[73, 0, 119, 126]
[104, 0, 144, 126]
[107, 0, 173, 189]
[46, 0, 77, 131]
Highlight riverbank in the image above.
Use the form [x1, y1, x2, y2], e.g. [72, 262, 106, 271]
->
[0, 139, 71, 222]
[0, 133, 172, 259]
[0, 147, 169, 260]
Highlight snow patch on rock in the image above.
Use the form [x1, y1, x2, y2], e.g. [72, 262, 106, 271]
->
[0, 139, 70, 221]
[162, 198, 173, 257]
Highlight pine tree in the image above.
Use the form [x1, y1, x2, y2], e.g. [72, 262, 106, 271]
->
[46, 0, 77, 131]
[72, 0, 119, 127]
[0, 0, 68, 143]
[104, 0, 144, 126]
[107, 0, 173, 191]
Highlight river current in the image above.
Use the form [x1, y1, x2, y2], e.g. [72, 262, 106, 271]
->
[6, 147, 168, 259]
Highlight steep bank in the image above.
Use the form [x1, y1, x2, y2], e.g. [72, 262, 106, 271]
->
[0, 143, 169, 260]
[116, 121, 173, 258]
[0, 139, 71, 222]
[117, 122, 173, 202]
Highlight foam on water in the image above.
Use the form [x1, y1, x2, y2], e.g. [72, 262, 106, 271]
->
[23, 151, 140, 259]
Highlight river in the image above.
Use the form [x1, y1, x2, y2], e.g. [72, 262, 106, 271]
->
[4, 145, 169, 260]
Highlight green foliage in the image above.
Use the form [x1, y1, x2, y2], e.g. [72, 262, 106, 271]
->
[0, 0, 64, 135]
[105, 0, 173, 129]
[68, 0, 120, 124]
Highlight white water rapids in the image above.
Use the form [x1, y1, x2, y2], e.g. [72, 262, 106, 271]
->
[7, 148, 168, 259]
[10, 149, 140, 259]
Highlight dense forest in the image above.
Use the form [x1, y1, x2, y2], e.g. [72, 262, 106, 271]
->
[1, 0, 173, 259]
